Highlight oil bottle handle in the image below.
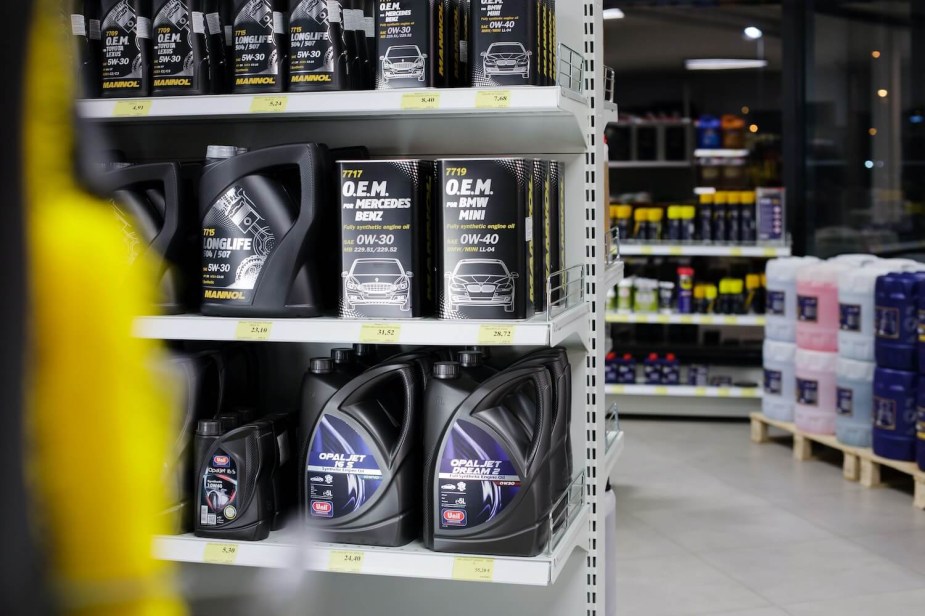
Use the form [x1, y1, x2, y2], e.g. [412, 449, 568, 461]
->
[462, 366, 553, 465]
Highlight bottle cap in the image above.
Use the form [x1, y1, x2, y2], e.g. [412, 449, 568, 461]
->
[740, 191, 756, 204]
[705, 284, 718, 299]
[634, 208, 648, 221]
[206, 145, 240, 160]
[353, 344, 375, 358]
[667, 205, 681, 220]
[682, 205, 697, 219]
[649, 208, 664, 222]
[714, 191, 729, 205]
[730, 279, 745, 294]
[746, 274, 761, 290]
[331, 348, 355, 365]
[648, 352, 659, 361]
[677, 266, 695, 278]
[197, 419, 221, 437]
[458, 350, 483, 367]
[235, 408, 256, 424]
[699, 192, 715, 205]
[310, 357, 335, 374]
[727, 191, 742, 205]
[616, 205, 633, 218]
[666, 353, 677, 361]
[693, 284, 705, 299]
[433, 362, 461, 380]
[218, 414, 240, 433]
[623, 354, 633, 360]
[606, 352, 616, 361]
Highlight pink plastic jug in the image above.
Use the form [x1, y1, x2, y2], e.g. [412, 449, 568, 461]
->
[796, 261, 852, 352]
[794, 348, 839, 434]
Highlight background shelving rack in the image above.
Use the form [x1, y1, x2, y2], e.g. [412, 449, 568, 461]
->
[77, 3, 621, 615]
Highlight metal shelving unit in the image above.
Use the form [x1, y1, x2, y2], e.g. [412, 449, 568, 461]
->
[605, 313, 765, 326]
[77, 3, 619, 614]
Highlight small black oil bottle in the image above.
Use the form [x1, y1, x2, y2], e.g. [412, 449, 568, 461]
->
[100, 0, 153, 97]
[288, 0, 350, 91]
[152, 0, 212, 95]
[232, 0, 287, 93]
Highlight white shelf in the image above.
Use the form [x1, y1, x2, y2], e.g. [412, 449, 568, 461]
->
[605, 384, 762, 399]
[693, 148, 750, 158]
[133, 306, 590, 349]
[75, 87, 591, 156]
[153, 505, 589, 587]
[601, 260, 625, 290]
[604, 430, 625, 478]
[605, 313, 765, 326]
[608, 161, 691, 169]
[621, 244, 791, 257]
[603, 101, 619, 125]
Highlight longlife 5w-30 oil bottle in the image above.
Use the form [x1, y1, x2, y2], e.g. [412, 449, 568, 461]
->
[424, 362, 553, 556]
[232, 0, 286, 92]
[100, 0, 153, 97]
[152, 0, 211, 94]
[288, 0, 350, 91]
[194, 418, 278, 540]
[301, 361, 422, 546]
[199, 144, 326, 317]
[101, 161, 194, 314]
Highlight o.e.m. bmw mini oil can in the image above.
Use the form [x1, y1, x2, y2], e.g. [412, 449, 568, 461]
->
[470, 0, 538, 87]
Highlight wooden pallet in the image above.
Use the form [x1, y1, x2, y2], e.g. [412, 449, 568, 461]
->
[750, 412, 925, 510]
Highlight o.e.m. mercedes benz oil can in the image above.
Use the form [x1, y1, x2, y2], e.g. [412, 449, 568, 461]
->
[194, 419, 277, 541]
[199, 144, 326, 317]
[232, 0, 286, 92]
[339, 160, 434, 319]
[152, 0, 211, 95]
[376, 0, 446, 89]
[301, 362, 423, 546]
[100, 0, 153, 97]
[423, 362, 553, 556]
[437, 158, 533, 320]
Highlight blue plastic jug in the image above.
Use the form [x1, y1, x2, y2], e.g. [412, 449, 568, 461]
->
[917, 387, 925, 472]
[875, 272, 920, 371]
[872, 367, 918, 461]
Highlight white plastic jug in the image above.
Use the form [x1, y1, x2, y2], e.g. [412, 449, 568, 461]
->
[796, 261, 854, 352]
[763, 339, 797, 422]
[765, 257, 821, 342]
[795, 348, 839, 434]
[830, 253, 879, 267]
[835, 357, 876, 447]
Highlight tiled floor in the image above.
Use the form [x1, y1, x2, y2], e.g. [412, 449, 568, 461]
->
[613, 419, 925, 616]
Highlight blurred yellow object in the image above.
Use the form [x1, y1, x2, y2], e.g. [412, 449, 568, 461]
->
[24, 6, 185, 616]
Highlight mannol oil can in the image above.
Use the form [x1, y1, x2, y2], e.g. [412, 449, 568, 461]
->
[338, 160, 434, 319]
[100, 0, 153, 97]
[470, 0, 538, 87]
[152, 0, 211, 95]
[437, 159, 533, 320]
[376, 0, 446, 89]
[232, 0, 286, 93]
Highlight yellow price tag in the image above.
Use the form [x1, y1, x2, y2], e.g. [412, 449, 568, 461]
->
[235, 321, 272, 341]
[610, 385, 626, 394]
[328, 550, 364, 573]
[679, 315, 694, 324]
[478, 325, 515, 346]
[723, 316, 739, 325]
[654, 386, 669, 395]
[655, 315, 669, 324]
[717, 388, 731, 397]
[113, 100, 152, 117]
[640, 246, 654, 255]
[452, 557, 495, 582]
[475, 90, 511, 109]
[729, 247, 744, 257]
[401, 92, 441, 110]
[763, 248, 778, 257]
[359, 323, 401, 344]
[250, 95, 288, 113]
[203, 543, 238, 565]
[668, 246, 683, 256]
[694, 387, 707, 397]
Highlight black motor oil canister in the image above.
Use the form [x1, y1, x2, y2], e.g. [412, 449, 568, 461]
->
[470, 0, 538, 87]
[353, 343, 379, 367]
[199, 144, 326, 317]
[152, 0, 211, 95]
[548, 160, 564, 306]
[288, 0, 350, 91]
[423, 362, 553, 556]
[528, 159, 549, 312]
[232, 0, 286, 93]
[100, 0, 153, 97]
[331, 347, 363, 377]
[301, 361, 422, 546]
[71, 1, 102, 97]
[101, 162, 193, 313]
[339, 160, 434, 319]
[376, 0, 446, 89]
[437, 159, 533, 320]
[194, 419, 277, 540]
[203, 0, 233, 92]
[442, 0, 461, 86]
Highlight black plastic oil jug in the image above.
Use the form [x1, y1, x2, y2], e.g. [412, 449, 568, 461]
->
[301, 361, 422, 546]
[199, 143, 326, 317]
[423, 362, 553, 556]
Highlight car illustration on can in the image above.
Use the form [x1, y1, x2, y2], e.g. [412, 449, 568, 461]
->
[481, 42, 532, 79]
[343, 258, 414, 311]
[381, 45, 428, 82]
[446, 259, 518, 313]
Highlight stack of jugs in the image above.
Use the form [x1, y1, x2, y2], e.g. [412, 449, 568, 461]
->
[836, 259, 920, 447]
[794, 259, 859, 434]
[873, 270, 925, 461]
[762, 257, 820, 421]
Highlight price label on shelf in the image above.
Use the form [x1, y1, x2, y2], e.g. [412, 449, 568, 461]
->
[654, 386, 669, 396]
[235, 321, 273, 341]
[717, 388, 732, 397]
[610, 385, 626, 394]
[203, 543, 238, 564]
[655, 315, 670, 324]
[668, 246, 683, 256]
[679, 315, 695, 324]
[401, 92, 441, 110]
[359, 323, 401, 344]
[452, 557, 495, 582]
[729, 247, 744, 257]
[328, 550, 365, 573]
[640, 246, 654, 255]
[478, 325, 515, 345]
[694, 387, 708, 397]
[475, 90, 511, 109]
[113, 100, 152, 117]
[250, 95, 288, 113]
[763, 248, 778, 257]
[722, 316, 739, 325]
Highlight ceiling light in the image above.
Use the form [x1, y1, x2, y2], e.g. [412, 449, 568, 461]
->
[872, 50, 881, 58]
[749, 124, 759, 133]
[685, 59, 768, 71]
[869, 128, 877, 136]
[744, 27, 763, 40]
[878, 89, 889, 98]
[603, 8, 625, 20]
